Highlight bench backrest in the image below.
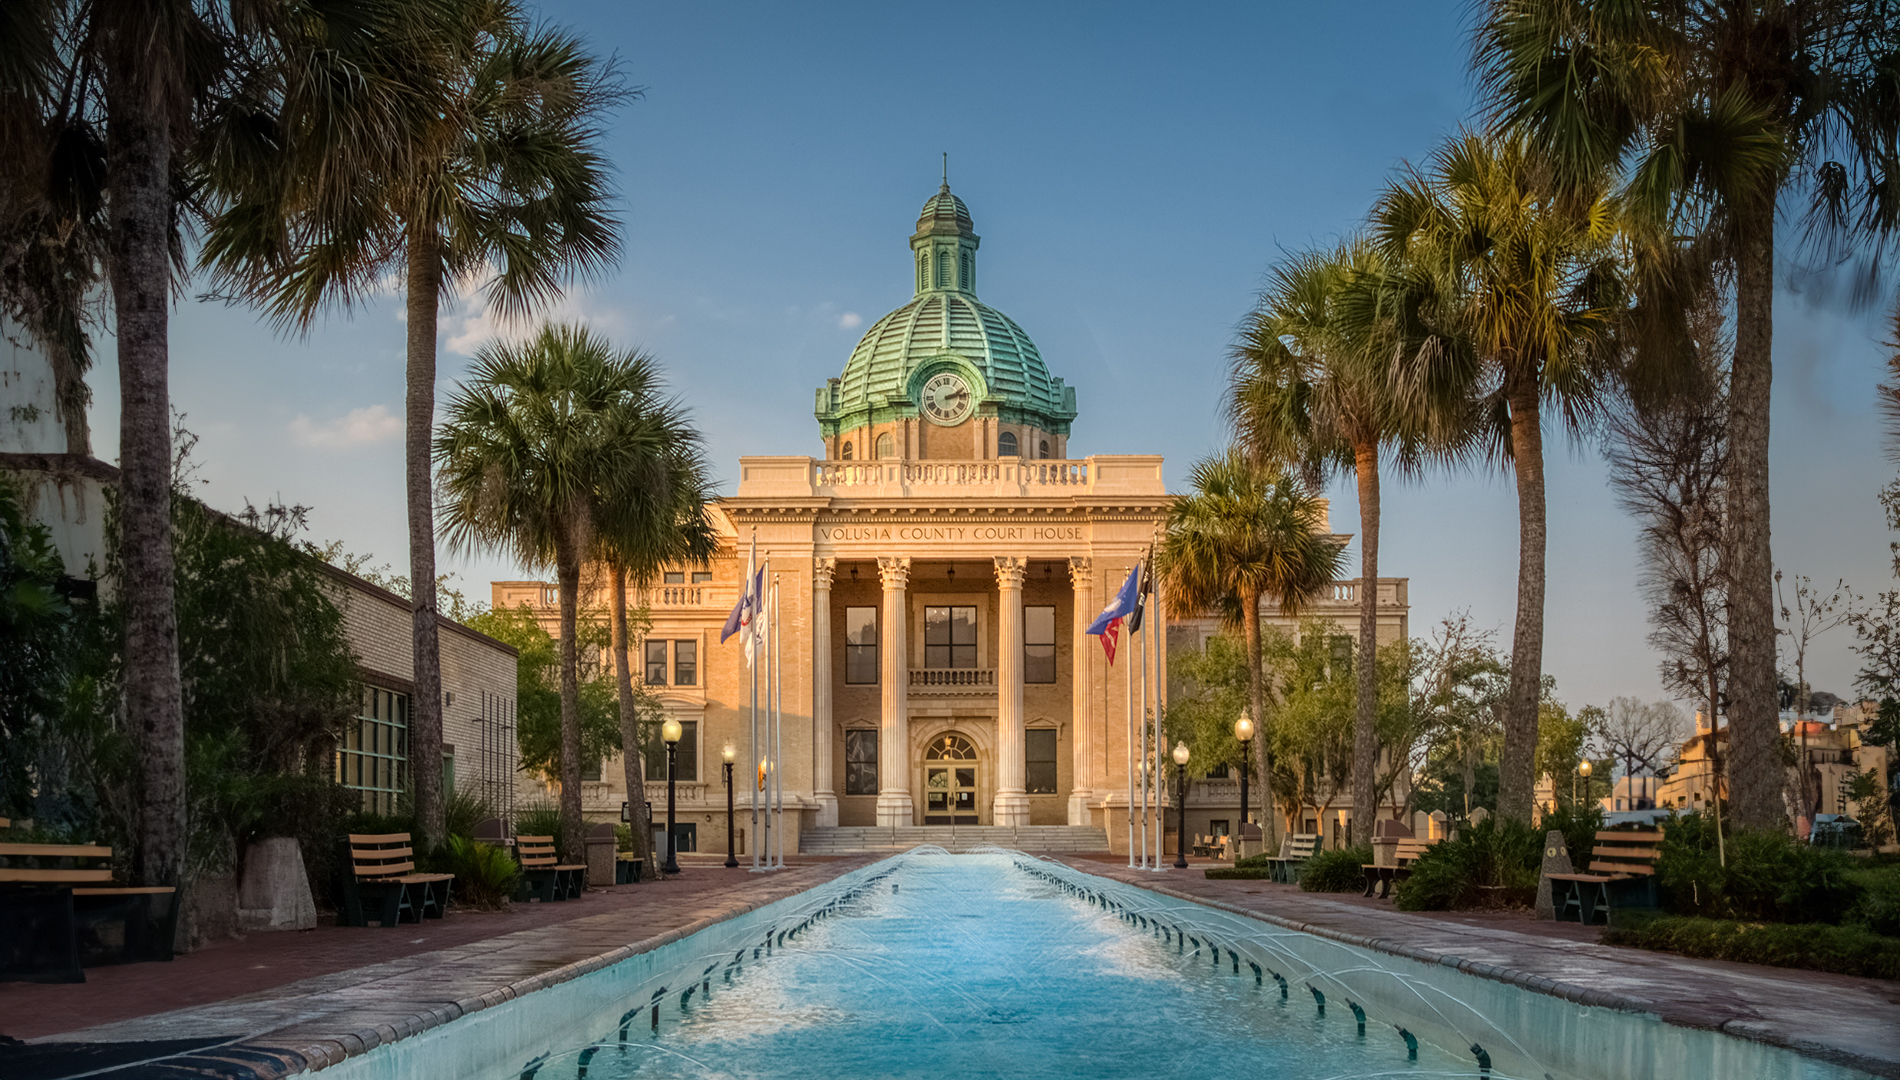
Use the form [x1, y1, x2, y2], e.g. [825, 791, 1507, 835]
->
[0, 842, 114, 885]
[347, 833, 418, 880]
[1394, 838, 1431, 863]
[1587, 829, 1664, 877]
[517, 835, 561, 868]
[1282, 833, 1319, 859]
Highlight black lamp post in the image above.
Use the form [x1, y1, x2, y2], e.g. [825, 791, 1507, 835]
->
[1172, 741, 1191, 870]
[662, 717, 683, 874]
[1234, 710, 1254, 848]
[722, 743, 739, 868]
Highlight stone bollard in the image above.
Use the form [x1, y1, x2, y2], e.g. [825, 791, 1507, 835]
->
[1534, 831, 1574, 920]
[237, 837, 316, 932]
[1428, 810, 1449, 841]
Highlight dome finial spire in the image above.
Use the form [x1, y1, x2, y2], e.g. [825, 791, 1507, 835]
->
[941, 151, 949, 190]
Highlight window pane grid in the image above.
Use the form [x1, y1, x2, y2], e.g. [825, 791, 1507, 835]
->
[924, 606, 977, 669]
[336, 686, 409, 815]
[845, 607, 877, 684]
[1025, 728, 1058, 794]
[643, 720, 698, 783]
[1024, 606, 1056, 684]
[845, 729, 878, 795]
[644, 640, 668, 685]
[674, 640, 697, 686]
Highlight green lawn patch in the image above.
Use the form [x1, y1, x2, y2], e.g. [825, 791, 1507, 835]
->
[1603, 914, 1900, 980]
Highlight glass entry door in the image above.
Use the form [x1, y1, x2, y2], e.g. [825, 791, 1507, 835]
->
[923, 733, 980, 825]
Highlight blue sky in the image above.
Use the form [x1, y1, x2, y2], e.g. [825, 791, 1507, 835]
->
[84, 1, 1897, 710]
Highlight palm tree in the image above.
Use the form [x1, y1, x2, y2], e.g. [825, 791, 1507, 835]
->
[596, 406, 715, 882]
[436, 324, 703, 864]
[1473, 0, 1900, 829]
[200, 0, 626, 846]
[1157, 451, 1344, 848]
[1230, 238, 1463, 832]
[1374, 133, 1630, 821]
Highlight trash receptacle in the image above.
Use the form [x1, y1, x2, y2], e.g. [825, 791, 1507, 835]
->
[584, 822, 616, 887]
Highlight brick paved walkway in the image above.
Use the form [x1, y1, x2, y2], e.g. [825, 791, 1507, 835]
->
[2, 854, 870, 1078]
[1062, 854, 1900, 1079]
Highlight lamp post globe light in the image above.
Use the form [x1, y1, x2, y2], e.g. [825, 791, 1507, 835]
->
[1172, 741, 1191, 870]
[1233, 710, 1254, 844]
[662, 717, 684, 875]
[1577, 758, 1593, 812]
[722, 743, 739, 868]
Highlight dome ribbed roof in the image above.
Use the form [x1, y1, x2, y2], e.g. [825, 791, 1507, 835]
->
[834, 292, 1070, 419]
[914, 184, 973, 238]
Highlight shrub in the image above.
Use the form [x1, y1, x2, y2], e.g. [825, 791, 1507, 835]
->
[1849, 867, 1900, 937]
[1655, 814, 1864, 922]
[1394, 818, 1543, 911]
[515, 800, 563, 845]
[444, 786, 496, 841]
[1234, 850, 1274, 870]
[1204, 866, 1274, 880]
[436, 835, 520, 910]
[1604, 913, 1900, 980]
[1538, 803, 1605, 871]
[1300, 845, 1372, 892]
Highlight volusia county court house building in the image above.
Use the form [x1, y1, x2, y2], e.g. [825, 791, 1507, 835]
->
[492, 183, 1409, 856]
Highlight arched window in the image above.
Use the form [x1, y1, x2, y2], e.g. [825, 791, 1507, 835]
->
[1039, 439, 1050, 459]
[918, 253, 929, 291]
[936, 249, 952, 288]
[875, 432, 894, 459]
[926, 733, 978, 761]
[840, 440, 853, 461]
[998, 431, 1018, 457]
[959, 251, 972, 291]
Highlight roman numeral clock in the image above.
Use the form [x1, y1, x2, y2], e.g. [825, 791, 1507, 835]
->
[921, 371, 973, 425]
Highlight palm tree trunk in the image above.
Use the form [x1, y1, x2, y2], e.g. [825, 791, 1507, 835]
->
[555, 539, 586, 863]
[610, 566, 655, 880]
[1725, 212, 1778, 830]
[1241, 585, 1278, 852]
[1351, 439, 1380, 832]
[105, 55, 184, 895]
[405, 226, 445, 850]
[1499, 379, 1547, 822]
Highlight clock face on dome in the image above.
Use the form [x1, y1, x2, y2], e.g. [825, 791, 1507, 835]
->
[920, 372, 973, 426]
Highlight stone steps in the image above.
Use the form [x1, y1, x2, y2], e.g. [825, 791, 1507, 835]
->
[800, 825, 1110, 854]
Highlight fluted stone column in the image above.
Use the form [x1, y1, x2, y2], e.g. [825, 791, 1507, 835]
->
[875, 556, 913, 826]
[812, 558, 838, 827]
[1067, 556, 1094, 825]
[993, 556, 1030, 826]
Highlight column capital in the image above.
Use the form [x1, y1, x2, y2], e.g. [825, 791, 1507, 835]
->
[992, 555, 1027, 589]
[877, 555, 911, 589]
[813, 557, 837, 590]
[1067, 556, 1092, 585]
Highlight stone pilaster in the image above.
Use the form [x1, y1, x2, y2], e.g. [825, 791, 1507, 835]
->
[876, 556, 913, 826]
[1068, 556, 1094, 825]
[993, 556, 1029, 827]
[811, 558, 838, 826]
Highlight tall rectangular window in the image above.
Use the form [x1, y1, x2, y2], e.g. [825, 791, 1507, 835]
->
[845, 607, 878, 684]
[924, 606, 977, 669]
[673, 640, 698, 686]
[1024, 605, 1056, 683]
[644, 639, 668, 685]
[845, 729, 879, 795]
[336, 686, 408, 815]
[643, 719, 698, 782]
[1025, 728, 1058, 794]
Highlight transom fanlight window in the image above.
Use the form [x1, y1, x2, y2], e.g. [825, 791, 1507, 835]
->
[840, 440, 853, 460]
[875, 432, 895, 459]
[927, 734, 977, 760]
[998, 431, 1018, 456]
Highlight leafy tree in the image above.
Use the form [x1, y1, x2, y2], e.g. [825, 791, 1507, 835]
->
[1157, 451, 1343, 848]
[1476, 0, 1900, 832]
[437, 326, 689, 860]
[463, 604, 640, 783]
[201, 0, 628, 849]
[1374, 133, 1631, 821]
[1410, 613, 1508, 821]
[0, 476, 77, 820]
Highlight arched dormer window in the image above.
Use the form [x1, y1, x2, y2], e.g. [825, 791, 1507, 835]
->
[998, 431, 1018, 457]
[840, 440, 853, 461]
[875, 432, 895, 459]
[959, 251, 972, 291]
[1039, 439, 1050, 459]
[918, 253, 929, 292]
[936, 250, 952, 288]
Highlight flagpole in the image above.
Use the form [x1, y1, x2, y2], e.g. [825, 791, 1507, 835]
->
[772, 572, 784, 870]
[749, 532, 761, 872]
[1138, 591, 1149, 871]
[1125, 578, 1135, 870]
[1153, 560, 1166, 871]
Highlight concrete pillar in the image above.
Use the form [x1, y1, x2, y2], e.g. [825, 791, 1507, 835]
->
[1067, 556, 1094, 825]
[812, 558, 838, 826]
[876, 556, 913, 826]
[993, 556, 1029, 826]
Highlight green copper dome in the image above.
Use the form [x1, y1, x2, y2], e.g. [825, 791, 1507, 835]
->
[816, 183, 1077, 439]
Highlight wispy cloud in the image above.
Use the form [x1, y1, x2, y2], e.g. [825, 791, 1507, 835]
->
[839, 312, 863, 329]
[289, 405, 402, 449]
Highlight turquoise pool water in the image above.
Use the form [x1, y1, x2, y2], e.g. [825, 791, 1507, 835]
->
[332, 851, 1874, 1080]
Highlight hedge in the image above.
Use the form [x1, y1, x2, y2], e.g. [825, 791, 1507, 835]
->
[1603, 914, 1900, 981]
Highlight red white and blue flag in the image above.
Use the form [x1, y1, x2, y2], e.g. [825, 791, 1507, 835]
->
[1087, 562, 1143, 664]
[720, 542, 766, 668]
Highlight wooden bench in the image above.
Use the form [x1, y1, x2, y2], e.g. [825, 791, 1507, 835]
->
[1545, 829, 1663, 925]
[515, 836, 587, 902]
[615, 853, 645, 885]
[0, 842, 178, 982]
[1361, 838, 1430, 899]
[337, 833, 454, 927]
[1265, 833, 1319, 884]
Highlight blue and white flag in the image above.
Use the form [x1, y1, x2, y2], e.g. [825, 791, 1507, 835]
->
[1086, 562, 1142, 664]
[720, 542, 765, 667]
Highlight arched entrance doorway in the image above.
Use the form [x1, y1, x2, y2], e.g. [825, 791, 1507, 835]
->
[922, 733, 979, 825]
